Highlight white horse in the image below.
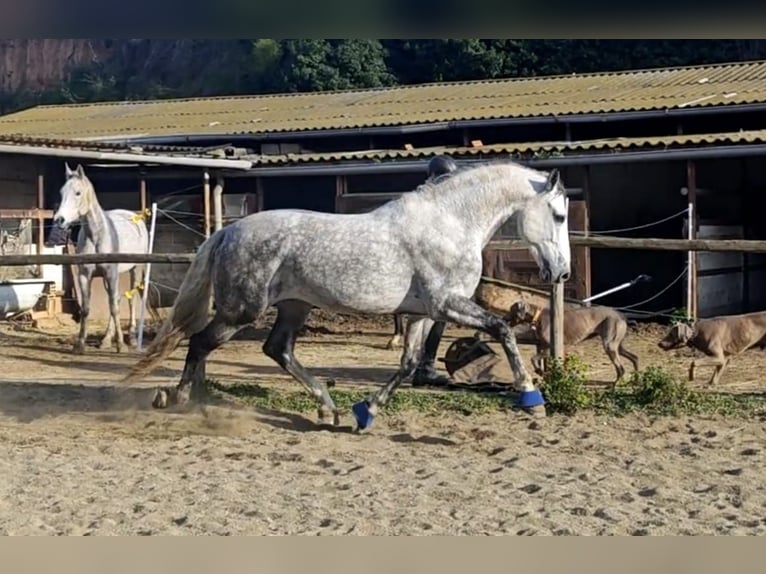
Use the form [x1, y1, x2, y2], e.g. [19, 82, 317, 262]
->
[125, 160, 570, 431]
[53, 164, 149, 354]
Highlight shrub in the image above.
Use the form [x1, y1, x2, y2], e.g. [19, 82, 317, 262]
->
[626, 365, 694, 415]
[539, 353, 591, 415]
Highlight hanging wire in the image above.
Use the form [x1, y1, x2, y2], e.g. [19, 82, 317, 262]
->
[570, 208, 689, 236]
[615, 265, 690, 311]
[156, 208, 207, 238]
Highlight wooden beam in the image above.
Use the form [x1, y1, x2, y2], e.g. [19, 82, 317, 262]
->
[139, 177, 147, 213]
[0, 209, 54, 219]
[550, 281, 566, 361]
[488, 236, 766, 253]
[0, 253, 196, 266]
[213, 176, 225, 232]
[36, 174, 45, 276]
[334, 175, 347, 213]
[686, 160, 698, 320]
[582, 166, 592, 299]
[3, 235, 766, 268]
[203, 171, 211, 238]
[255, 178, 264, 212]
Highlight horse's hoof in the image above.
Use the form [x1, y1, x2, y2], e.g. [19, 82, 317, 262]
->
[351, 401, 375, 432]
[317, 407, 341, 427]
[72, 343, 85, 355]
[152, 388, 169, 409]
[386, 337, 402, 350]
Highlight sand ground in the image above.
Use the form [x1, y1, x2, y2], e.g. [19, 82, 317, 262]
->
[0, 312, 763, 536]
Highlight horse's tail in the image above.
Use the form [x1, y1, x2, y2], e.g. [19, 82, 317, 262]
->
[123, 230, 225, 383]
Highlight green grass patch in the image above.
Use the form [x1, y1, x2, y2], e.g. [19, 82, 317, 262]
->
[205, 358, 766, 421]
[207, 380, 512, 417]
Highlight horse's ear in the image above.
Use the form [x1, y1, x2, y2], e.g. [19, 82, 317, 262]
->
[75, 164, 85, 178]
[544, 169, 561, 193]
[65, 163, 74, 178]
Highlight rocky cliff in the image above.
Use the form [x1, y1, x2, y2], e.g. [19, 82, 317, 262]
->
[0, 39, 114, 93]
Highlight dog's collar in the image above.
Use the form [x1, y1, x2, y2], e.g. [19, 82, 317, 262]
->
[531, 307, 543, 325]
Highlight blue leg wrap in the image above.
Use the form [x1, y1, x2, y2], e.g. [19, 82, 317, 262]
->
[517, 389, 545, 408]
[352, 401, 375, 430]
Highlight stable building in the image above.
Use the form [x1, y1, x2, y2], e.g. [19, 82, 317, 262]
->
[0, 59, 766, 322]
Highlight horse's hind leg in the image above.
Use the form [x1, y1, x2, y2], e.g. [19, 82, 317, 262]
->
[412, 320, 450, 386]
[352, 316, 431, 430]
[156, 313, 242, 408]
[386, 314, 404, 349]
[262, 300, 340, 426]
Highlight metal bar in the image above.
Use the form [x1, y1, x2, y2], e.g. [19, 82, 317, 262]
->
[137, 203, 159, 351]
[0, 143, 253, 169]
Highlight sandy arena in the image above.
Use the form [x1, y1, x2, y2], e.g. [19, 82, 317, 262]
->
[0, 312, 764, 536]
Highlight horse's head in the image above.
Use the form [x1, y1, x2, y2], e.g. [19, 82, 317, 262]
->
[516, 168, 571, 284]
[53, 163, 95, 229]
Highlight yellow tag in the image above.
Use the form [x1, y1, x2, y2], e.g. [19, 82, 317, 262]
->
[123, 282, 146, 300]
[131, 208, 151, 223]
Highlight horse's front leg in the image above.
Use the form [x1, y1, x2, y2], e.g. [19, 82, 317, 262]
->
[74, 266, 94, 354]
[386, 313, 404, 350]
[352, 316, 432, 431]
[434, 293, 544, 413]
[102, 270, 126, 353]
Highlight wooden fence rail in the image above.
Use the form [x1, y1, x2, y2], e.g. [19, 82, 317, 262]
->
[489, 236, 766, 253]
[2, 235, 766, 268]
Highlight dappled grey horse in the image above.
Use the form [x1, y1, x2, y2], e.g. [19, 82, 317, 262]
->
[125, 160, 571, 431]
[52, 164, 149, 354]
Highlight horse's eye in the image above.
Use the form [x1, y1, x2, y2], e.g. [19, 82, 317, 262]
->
[554, 214, 565, 224]
[75, 192, 81, 196]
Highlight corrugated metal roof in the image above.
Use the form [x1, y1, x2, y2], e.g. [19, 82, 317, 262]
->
[0, 60, 765, 140]
[247, 129, 766, 165]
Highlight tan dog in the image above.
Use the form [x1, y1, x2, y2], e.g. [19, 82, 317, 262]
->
[506, 301, 639, 386]
[658, 311, 766, 386]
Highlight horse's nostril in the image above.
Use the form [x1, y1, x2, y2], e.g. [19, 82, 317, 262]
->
[560, 272, 571, 282]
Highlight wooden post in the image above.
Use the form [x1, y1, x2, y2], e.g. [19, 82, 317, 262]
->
[550, 281, 566, 362]
[139, 176, 147, 213]
[255, 178, 264, 212]
[741, 159, 750, 313]
[686, 160, 698, 320]
[203, 171, 211, 238]
[36, 173, 44, 276]
[335, 175, 347, 213]
[213, 176, 224, 232]
[582, 166, 592, 301]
